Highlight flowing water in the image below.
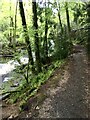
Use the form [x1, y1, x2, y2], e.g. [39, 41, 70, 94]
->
[0, 56, 29, 100]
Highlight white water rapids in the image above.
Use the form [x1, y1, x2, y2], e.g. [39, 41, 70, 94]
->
[0, 57, 29, 83]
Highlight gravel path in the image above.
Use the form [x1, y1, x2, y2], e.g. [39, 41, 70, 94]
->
[33, 46, 90, 118]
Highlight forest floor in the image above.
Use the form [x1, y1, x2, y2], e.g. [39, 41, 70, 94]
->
[1, 45, 90, 119]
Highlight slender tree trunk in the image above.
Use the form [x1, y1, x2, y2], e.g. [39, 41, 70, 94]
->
[10, 17, 13, 43]
[19, 0, 35, 73]
[43, 0, 48, 60]
[13, 0, 18, 51]
[57, 3, 63, 34]
[65, 2, 71, 33]
[14, 0, 18, 38]
[65, 1, 72, 49]
[9, 0, 15, 49]
[32, 0, 42, 73]
[87, 2, 90, 58]
[65, 2, 73, 54]
[9, 0, 12, 44]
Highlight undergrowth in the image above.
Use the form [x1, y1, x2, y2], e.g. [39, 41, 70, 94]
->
[6, 59, 65, 110]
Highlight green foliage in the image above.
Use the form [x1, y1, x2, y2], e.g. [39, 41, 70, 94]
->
[6, 59, 65, 109]
[54, 32, 72, 60]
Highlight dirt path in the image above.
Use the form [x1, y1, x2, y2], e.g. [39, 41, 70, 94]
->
[2, 45, 90, 119]
[34, 46, 89, 118]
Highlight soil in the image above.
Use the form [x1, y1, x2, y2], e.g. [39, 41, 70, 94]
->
[1, 45, 90, 119]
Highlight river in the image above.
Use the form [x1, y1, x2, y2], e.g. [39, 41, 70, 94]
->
[0, 56, 29, 100]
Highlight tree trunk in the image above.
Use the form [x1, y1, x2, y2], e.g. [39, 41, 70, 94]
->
[32, 0, 42, 73]
[65, 1, 72, 49]
[19, 0, 35, 73]
[58, 3, 63, 34]
[10, 17, 13, 44]
[13, 0, 18, 51]
[87, 2, 90, 58]
[43, 1, 48, 60]
[9, 0, 13, 45]
[65, 2, 71, 33]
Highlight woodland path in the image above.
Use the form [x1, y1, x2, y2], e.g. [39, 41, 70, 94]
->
[2, 45, 90, 119]
[19, 45, 90, 119]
